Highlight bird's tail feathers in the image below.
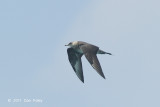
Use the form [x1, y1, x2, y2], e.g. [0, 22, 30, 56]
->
[97, 49, 112, 55]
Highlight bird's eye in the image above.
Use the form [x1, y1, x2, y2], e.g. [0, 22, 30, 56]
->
[69, 42, 72, 45]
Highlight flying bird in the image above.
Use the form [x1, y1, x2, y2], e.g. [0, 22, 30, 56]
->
[65, 41, 112, 83]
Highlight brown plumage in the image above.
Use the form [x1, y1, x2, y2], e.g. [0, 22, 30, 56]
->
[65, 41, 112, 83]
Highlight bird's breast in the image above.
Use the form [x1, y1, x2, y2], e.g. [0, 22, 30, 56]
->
[74, 47, 83, 54]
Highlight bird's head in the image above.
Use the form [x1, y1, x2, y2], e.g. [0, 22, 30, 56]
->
[65, 41, 78, 48]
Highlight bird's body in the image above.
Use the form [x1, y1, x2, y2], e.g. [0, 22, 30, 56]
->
[71, 41, 83, 54]
[65, 41, 112, 83]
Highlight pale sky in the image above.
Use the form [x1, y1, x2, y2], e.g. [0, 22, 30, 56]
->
[0, 0, 160, 107]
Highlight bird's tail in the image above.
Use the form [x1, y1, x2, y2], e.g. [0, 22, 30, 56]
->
[97, 49, 112, 55]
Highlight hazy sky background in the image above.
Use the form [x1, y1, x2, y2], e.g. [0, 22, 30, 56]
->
[0, 0, 160, 107]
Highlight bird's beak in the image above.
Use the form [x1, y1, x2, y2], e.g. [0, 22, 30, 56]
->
[65, 44, 68, 46]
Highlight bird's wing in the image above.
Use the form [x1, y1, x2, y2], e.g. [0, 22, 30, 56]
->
[67, 48, 84, 83]
[80, 44, 105, 79]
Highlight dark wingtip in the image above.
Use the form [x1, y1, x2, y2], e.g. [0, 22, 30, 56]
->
[102, 75, 106, 79]
[78, 76, 84, 83]
[98, 72, 106, 79]
[80, 79, 84, 83]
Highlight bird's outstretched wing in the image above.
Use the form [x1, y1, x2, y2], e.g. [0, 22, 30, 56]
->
[67, 48, 84, 83]
[80, 44, 105, 79]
